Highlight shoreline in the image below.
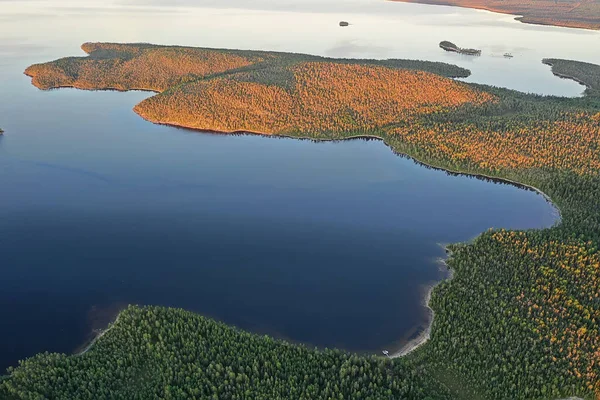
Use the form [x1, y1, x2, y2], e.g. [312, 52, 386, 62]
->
[62, 130, 559, 360]
[391, 283, 437, 357]
[23, 70, 162, 94]
[4, 114, 562, 365]
[388, 0, 600, 31]
[22, 79, 563, 364]
[542, 60, 593, 92]
[129, 118, 562, 362]
[142, 117, 562, 224]
[75, 313, 120, 356]
[391, 248, 455, 358]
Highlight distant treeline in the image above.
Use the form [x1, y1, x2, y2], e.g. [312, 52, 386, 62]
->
[391, 0, 600, 30]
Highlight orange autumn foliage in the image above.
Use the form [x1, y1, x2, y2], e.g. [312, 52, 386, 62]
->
[136, 62, 495, 134]
[391, 113, 600, 175]
[25, 44, 259, 92]
[137, 78, 295, 134]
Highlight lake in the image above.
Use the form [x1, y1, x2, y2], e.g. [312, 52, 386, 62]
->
[0, 0, 584, 371]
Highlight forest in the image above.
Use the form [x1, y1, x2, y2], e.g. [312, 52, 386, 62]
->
[9, 42, 600, 399]
[0, 305, 452, 400]
[439, 41, 481, 56]
[543, 59, 600, 97]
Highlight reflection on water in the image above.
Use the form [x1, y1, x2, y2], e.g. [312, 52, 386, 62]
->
[0, 0, 586, 372]
[325, 39, 390, 58]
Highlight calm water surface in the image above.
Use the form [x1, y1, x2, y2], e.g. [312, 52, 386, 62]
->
[0, 0, 576, 371]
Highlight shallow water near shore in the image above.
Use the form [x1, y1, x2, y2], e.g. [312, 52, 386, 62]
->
[0, 0, 576, 371]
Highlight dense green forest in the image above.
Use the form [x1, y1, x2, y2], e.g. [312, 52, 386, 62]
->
[7, 43, 600, 399]
[0, 305, 452, 400]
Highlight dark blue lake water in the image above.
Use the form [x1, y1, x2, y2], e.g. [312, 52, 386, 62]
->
[0, 52, 558, 372]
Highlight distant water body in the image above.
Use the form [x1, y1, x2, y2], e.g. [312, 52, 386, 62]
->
[0, 0, 582, 371]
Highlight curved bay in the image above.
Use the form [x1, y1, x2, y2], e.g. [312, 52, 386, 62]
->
[0, 86, 557, 370]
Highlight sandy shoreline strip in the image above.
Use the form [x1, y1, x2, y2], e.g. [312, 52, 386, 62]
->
[391, 253, 454, 358]
[391, 285, 436, 358]
[76, 313, 120, 356]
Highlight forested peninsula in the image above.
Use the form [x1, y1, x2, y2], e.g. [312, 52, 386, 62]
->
[6, 43, 600, 400]
[390, 0, 600, 30]
[543, 58, 600, 97]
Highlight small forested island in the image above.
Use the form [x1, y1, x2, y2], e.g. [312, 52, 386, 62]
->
[439, 41, 481, 56]
[339, 21, 350, 26]
[6, 42, 600, 400]
[391, 0, 600, 30]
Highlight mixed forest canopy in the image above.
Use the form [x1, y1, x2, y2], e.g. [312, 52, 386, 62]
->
[8, 43, 600, 400]
[543, 58, 600, 97]
[24, 43, 487, 135]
